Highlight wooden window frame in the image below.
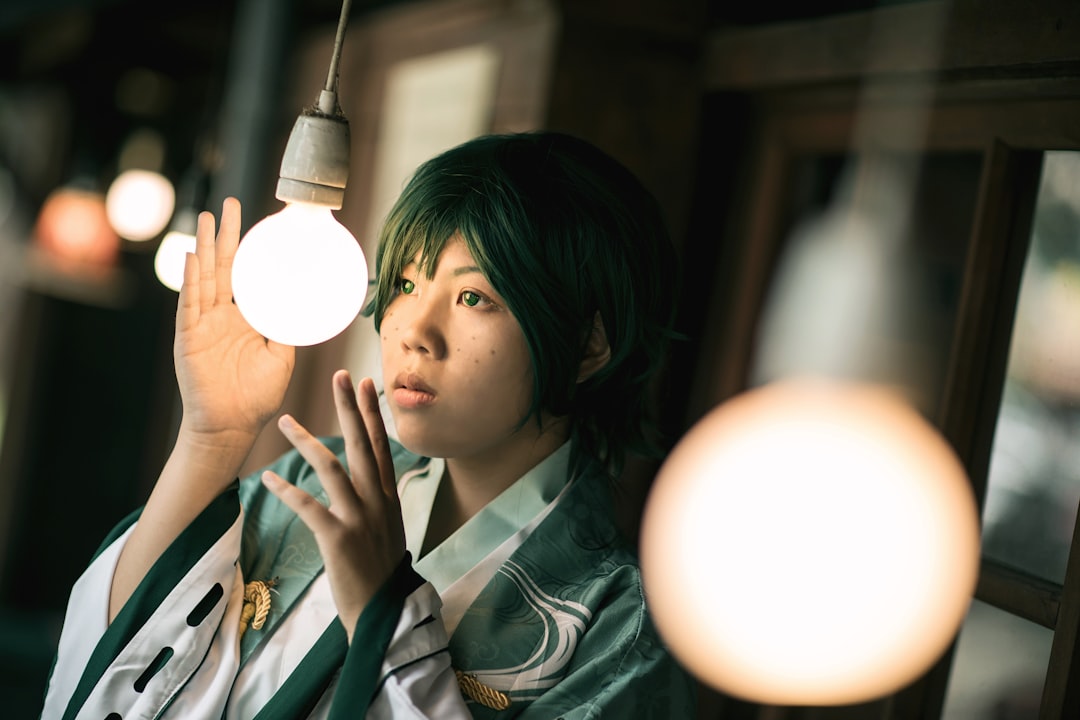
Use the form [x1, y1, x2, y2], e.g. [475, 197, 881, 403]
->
[692, 2, 1080, 717]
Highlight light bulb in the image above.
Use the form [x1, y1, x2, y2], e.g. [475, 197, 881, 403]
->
[35, 185, 120, 268]
[639, 378, 980, 706]
[154, 229, 196, 291]
[105, 168, 176, 241]
[154, 219, 197, 291]
[231, 202, 367, 346]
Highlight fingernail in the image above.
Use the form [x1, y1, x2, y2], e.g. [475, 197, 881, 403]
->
[279, 414, 295, 430]
[261, 471, 282, 486]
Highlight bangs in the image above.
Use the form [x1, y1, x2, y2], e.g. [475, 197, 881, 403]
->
[365, 152, 521, 332]
[365, 190, 449, 329]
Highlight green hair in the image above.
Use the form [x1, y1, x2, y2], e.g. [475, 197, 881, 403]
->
[365, 132, 679, 480]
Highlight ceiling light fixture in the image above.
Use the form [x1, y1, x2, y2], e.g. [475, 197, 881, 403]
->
[230, 0, 367, 347]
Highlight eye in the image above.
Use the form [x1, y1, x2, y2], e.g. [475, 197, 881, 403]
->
[398, 278, 416, 295]
[460, 290, 486, 308]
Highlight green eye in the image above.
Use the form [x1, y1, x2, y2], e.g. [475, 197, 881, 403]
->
[399, 278, 416, 295]
[462, 291, 481, 307]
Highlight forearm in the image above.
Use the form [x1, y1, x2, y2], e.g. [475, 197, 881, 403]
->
[108, 423, 258, 621]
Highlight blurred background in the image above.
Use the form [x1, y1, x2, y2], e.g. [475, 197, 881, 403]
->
[1, 0, 1080, 718]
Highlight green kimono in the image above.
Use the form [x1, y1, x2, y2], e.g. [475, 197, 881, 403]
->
[42, 437, 696, 719]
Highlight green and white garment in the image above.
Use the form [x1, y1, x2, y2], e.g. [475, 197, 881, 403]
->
[42, 435, 696, 719]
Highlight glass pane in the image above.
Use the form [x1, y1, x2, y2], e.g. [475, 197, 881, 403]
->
[941, 599, 1052, 719]
[981, 151, 1080, 584]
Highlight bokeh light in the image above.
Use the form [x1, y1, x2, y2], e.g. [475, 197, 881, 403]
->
[153, 220, 196, 291]
[640, 378, 981, 706]
[105, 168, 176, 241]
[34, 185, 120, 269]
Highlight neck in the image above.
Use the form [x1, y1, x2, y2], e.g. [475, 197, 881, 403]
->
[420, 416, 568, 556]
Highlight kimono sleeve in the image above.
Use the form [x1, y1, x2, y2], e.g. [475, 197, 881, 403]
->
[325, 556, 470, 719]
[40, 486, 246, 720]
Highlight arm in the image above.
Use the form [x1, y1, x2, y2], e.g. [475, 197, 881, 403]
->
[262, 373, 471, 717]
[110, 198, 295, 621]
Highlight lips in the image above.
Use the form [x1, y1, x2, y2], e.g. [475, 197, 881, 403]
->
[392, 372, 437, 409]
[396, 372, 435, 394]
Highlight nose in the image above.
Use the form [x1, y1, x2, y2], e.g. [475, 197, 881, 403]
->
[394, 293, 448, 359]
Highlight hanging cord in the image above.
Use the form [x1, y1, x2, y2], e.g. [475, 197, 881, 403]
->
[324, 0, 354, 95]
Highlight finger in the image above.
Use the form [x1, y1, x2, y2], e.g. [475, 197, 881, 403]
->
[277, 414, 361, 513]
[357, 377, 398, 501]
[215, 197, 241, 303]
[195, 209, 217, 311]
[333, 370, 380, 503]
[177, 252, 200, 331]
[261, 471, 337, 534]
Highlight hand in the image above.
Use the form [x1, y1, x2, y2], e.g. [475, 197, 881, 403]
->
[261, 371, 407, 641]
[175, 198, 295, 443]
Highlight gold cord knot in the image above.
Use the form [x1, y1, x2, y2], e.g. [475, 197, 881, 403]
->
[455, 670, 511, 710]
[239, 577, 278, 637]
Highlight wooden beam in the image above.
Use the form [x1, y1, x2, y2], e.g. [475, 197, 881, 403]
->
[704, 0, 1080, 91]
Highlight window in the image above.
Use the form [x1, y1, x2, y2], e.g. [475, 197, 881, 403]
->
[944, 151, 1080, 719]
[687, 88, 1080, 720]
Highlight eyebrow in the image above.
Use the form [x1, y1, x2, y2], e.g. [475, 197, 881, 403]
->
[451, 265, 482, 277]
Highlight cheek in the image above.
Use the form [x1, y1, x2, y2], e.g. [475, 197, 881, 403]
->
[379, 310, 399, 344]
[463, 337, 534, 401]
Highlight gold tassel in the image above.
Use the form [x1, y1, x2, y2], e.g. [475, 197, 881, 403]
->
[455, 670, 511, 710]
[239, 577, 278, 637]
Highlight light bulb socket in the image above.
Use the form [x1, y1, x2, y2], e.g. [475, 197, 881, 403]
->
[275, 95, 350, 209]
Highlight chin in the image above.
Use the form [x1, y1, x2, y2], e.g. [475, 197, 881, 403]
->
[392, 422, 452, 460]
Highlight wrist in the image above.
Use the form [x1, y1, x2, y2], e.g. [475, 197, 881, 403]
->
[172, 422, 259, 478]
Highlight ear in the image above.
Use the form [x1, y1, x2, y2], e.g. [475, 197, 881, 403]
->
[577, 311, 612, 382]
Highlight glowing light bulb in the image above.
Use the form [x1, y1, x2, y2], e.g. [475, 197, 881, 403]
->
[154, 208, 198, 291]
[35, 185, 120, 269]
[640, 378, 980, 707]
[231, 202, 367, 346]
[105, 169, 176, 241]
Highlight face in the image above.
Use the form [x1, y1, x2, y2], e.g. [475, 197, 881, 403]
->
[380, 236, 553, 464]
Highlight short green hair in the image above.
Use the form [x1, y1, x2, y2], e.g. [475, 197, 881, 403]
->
[366, 132, 679, 480]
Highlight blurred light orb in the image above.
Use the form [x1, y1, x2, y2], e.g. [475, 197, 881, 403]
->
[154, 228, 196, 292]
[105, 169, 176, 241]
[232, 203, 368, 346]
[35, 186, 120, 267]
[640, 379, 980, 706]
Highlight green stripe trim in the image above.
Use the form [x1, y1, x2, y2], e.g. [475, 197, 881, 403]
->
[250, 621, 348, 720]
[251, 555, 423, 720]
[62, 483, 242, 720]
[90, 505, 144, 563]
[329, 554, 425, 718]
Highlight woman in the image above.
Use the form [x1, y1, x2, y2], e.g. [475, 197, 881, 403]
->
[42, 132, 696, 718]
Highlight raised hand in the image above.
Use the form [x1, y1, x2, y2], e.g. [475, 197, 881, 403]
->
[175, 198, 295, 442]
[261, 372, 406, 641]
[110, 199, 298, 619]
